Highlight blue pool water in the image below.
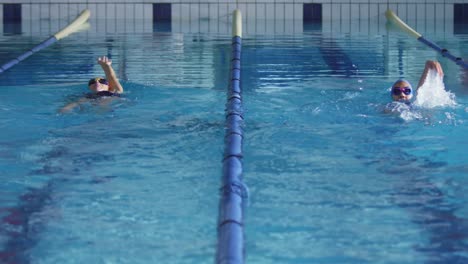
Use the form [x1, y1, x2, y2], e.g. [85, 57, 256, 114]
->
[1, 19, 468, 263]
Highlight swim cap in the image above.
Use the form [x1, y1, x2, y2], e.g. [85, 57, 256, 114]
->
[391, 79, 413, 95]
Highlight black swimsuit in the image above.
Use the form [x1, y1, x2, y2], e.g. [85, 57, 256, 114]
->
[86, 91, 120, 99]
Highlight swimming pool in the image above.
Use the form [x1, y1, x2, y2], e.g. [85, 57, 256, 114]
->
[1, 18, 468, 263]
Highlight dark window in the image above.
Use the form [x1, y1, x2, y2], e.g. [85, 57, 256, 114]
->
[303, 3, 322, 22]
[454, 4, 468, 23]
[3, 4, 22, 23]
[153, 3, 171, 22]
[3, 4, 22, 35]
[454, 4, 468, 34]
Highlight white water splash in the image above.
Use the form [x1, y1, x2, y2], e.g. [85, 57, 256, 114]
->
[414, 69, 456, 108]
[385, 101, 423, 121]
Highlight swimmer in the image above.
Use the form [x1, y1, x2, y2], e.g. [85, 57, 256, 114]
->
[390, 60, 444, 103]
[385, 60, 445, 118]
[60, 56, 123, 112]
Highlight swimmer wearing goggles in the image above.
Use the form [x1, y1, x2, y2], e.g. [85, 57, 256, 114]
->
[88, 77, 110, 92]
[60, 56, 123, 113]
[87, 56, 123, 95]
[390, 60, 444, 103]
[391, 80, 413, 102]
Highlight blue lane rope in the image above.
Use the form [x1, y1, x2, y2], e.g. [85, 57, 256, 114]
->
[0, 37, 57, 73]
[386, 9, 468, 70]
[216, 9, 248, 264]
[417, 37, 468, 69]
[0, 9, 90, 74]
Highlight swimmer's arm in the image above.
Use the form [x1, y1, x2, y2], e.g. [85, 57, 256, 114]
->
[98, 56, 124, 94]
[417, 60, 444, 89]
[59, 98, 89, 113]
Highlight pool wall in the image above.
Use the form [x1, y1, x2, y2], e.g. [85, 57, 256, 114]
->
[1, 1, 467, 35]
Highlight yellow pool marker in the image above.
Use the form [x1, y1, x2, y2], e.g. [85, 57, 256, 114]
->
[386, 9, 468, 69]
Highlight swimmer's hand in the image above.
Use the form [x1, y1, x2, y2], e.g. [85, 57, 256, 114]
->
[425, 60, 444, 78]
[97, 56, 112, 68]
[418, 60, 444, 88]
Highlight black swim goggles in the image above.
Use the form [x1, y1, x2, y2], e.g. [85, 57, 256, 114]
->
[88, 78, 109, 86]
[392, 87, 412, 96]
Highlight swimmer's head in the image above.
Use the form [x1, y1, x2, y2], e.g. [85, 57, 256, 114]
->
[391, 79, 413, 101]
[88, 77, 109, 93]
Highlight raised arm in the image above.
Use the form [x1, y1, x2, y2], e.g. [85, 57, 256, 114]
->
[417, 60, 444, 89]
[98, 56, 124, 94]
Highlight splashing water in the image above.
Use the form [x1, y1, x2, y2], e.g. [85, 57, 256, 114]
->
[385, 101, 424, 121]
[414, 69, 456, 108]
